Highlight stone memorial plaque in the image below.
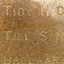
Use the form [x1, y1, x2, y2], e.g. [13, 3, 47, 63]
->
[0, 0, 64, 64]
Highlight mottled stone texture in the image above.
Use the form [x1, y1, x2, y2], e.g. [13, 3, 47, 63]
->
[0, 0, 64, 64]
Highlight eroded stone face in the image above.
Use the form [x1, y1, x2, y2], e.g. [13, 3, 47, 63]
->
[0, 0, 64, 64]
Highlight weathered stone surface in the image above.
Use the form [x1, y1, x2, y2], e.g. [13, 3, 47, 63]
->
[0, 0, 64, 64]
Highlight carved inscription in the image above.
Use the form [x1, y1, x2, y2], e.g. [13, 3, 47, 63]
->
[0, 0, 64, 64]
[3, 55, 64, 64]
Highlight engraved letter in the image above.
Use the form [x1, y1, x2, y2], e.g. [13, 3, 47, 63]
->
[28, 58, 35, 64]
[4, 31, 12, 40]
[57, 6, 64, 15]
[56, 32, 64, 41]
[4, 5, 11, 16]
[21, 57, 26, 64]
[41, 5, 49, 16]
[37, 60, 43, 64]
[26, 8, 33, 15]
[62, 57, 64, 64]
[14, 33, 22, 41]
[25, 34, 29, 40]
[18, 8, 24, 16]
[52, 57, 58, 64]
[45, 57, 51, 64]
[4, 55, 11, 64]
[13, 57, 19, 64]
[39, 31, 47, 41]
[13, 9, 16, 16]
